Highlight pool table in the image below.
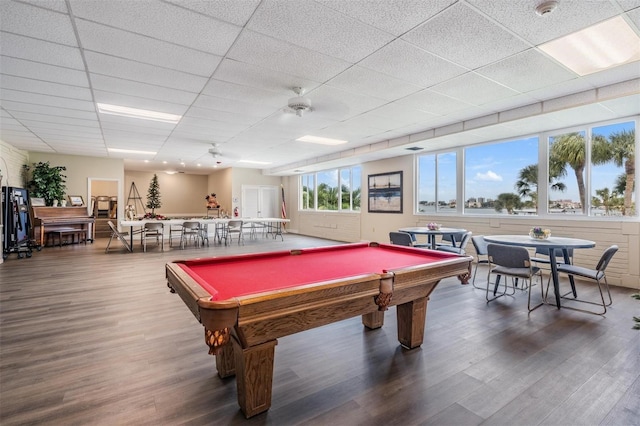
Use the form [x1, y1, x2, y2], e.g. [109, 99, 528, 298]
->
[166, 242, 472, 418]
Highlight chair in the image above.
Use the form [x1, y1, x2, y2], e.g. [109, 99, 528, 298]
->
[389, 231, 414, 247]
[436, 231, 472, 255]
[180, 221, 202, 249]
[532, 246, 574, 269]
[435, 231, 466, 249]
[471, 235, 489, 288]
[168, 224, 183, 247]
[105, 221, 131, 253]
[486, 243, 544, 311]
[224, 220, 244, 245]
[142, 222, 164, 252]
[553, 245, 618, 315]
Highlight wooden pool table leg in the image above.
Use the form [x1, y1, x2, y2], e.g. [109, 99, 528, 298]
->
[396, 296, 428, 349]
[214, 342, 235, 378]
[362, 310, 385, 329]
[233, 337, 278, 418]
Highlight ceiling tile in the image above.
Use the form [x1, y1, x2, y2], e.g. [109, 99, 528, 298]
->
[326, 65, 422, 101]
[1, 89, 95, 111]
[395, 89, 473, 115]
[228, 30, 352, 82]
[468, 0, 622, 45]
[1, 57, 89, 87]
[75, 20, 222, 77]
[84, 52, 208, 92]
[89, 74, 199, 105]
[93, 90, 189, 116]
[316, 0, 457, 36]
[1, 75, 93, 101]
[213, 58, 320, 93]
[247, 0, 394, 63]
[477, 49, 578, 93]
[165, 0, 260, 26]
[69, 0, 241, 54]
[1, 33, 85, 70]
[358, 39, 468, 87]
[431, 72, 520, 106]
[403, 2, 530, 70]
[0, 1, 77, 45]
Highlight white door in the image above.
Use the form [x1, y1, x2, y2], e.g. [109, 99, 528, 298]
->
[241, 185, 278, 218]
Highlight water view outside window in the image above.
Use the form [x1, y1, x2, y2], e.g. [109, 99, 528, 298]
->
[464, 137, 539, 215]
[590, 121, 636, 216]
[417, 152, 457, 213]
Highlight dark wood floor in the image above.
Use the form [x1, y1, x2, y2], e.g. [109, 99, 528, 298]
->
[1, 234, 638, 425]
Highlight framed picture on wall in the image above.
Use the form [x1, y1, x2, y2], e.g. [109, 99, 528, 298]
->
[368, 171, 403, 213]
[68, 195, 84, 206]
[30, 197, 46, 207]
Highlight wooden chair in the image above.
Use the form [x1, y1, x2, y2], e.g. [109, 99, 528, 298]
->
[105, 221, 131, 253]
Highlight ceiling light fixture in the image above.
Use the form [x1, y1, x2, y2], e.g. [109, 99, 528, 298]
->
[296, 135, 348, 146]
[108, 148, 157, 155]
[238, 160, 272, 165]
[539, 16, 640, 75]
[97, 103, 182, 123]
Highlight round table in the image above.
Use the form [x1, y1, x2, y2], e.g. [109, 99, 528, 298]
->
[398, 227, 467, 250]
[483, 235, 596, 309]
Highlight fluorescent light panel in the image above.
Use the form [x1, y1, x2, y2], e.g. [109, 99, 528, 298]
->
[108, 148, 157, 155]
[296, 135, 348, 145]
[97, 103, 182, 123]
[238, 160, 272, 165]
[539, 16, 640, 76]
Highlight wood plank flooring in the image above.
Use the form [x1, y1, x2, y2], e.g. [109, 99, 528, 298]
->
[1, 235, 638, 425]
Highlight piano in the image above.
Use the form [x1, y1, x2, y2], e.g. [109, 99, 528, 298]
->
[31, 206, 95, 246]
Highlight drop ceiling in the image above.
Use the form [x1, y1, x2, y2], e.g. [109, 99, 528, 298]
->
[1, 0, 639, 176]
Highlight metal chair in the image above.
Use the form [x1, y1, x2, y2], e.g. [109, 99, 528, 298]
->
[436, 231, 472, 255]
[389, 231, 414, 247]
[168, 224, 183, 247]
[180, 221, 201, 249]
[105, 221, 131, 253]
[486, 243, 544, 311]
[435, 231, 466, 249]
[471, 235, 489, 288]
[142, 222, 164, 252]
[553, 245, 618, 315]
[225, 220, 244, 245]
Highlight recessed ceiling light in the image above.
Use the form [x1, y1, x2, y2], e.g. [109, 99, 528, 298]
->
[296, 135, 348, 145]
[165, 171, 178, 175]
[539, 16, 640, 75]
[238, 160, 272, 165]
[108, 148, 157, 155]
[97, 103, 182, 123]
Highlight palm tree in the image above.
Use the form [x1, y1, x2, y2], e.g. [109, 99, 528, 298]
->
[515, 163, 567, 209]
[550, 133, 610, 213]
[493, 193, 522, 214]
[608, 129, 635, 215]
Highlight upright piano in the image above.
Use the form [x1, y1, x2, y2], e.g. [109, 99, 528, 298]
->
[31, 206, 95, 246]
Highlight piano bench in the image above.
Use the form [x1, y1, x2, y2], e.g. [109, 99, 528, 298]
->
[46, 228, 87, 247]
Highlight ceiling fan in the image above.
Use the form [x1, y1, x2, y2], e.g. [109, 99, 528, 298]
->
[283, 87, 313, 117]
[208, 143, 239, 165]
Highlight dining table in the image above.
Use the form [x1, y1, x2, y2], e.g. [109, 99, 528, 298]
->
[483, 235, 596, 309]
[398, 226, 467, 250]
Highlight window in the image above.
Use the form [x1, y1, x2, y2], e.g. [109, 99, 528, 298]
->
[464, 137, 539, 215]
[417, 151, 457, 214]
[300, 174, 315, 210]
[418, 117, 636, 218]
[300, 166, 361, 212]
[590, 121, 636, 216]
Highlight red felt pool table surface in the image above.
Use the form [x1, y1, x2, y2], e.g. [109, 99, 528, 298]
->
[176, 242, 462, 300]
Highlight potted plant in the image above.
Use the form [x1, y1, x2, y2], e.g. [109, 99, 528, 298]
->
[23, 162, 67, 206]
